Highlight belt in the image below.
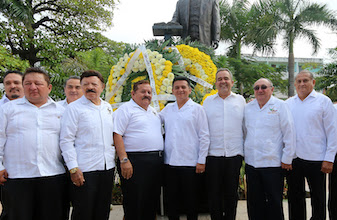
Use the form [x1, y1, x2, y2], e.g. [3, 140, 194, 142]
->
[127, 151, 163, 157]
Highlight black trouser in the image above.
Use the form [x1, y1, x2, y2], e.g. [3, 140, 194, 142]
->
[165, 165, 199, 220]
[206, 155, 242, 220]
[118, 151, 163, 220]
[70, 168, 115, 220]
[0, 185, 8, 220]
[3, 174, 67, 220]
[287, 158, 326, 220]
[245, 164, 284, 220]
[329, 155, 337, 220]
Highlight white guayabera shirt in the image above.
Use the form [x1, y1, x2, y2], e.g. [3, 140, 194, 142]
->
[244, 96, 296, 168]
[0, 97, 66, 178]
[286, 90, 337, 162]
[203, 92, 245, 157]
[60, 96, 115, 172]
[113, 99, 164, 152]
[160, 99, 210, 166]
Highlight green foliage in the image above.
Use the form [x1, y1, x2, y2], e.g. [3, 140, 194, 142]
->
[46, 39, 126, 100]
[315, 62, 337, 102]
[0, 46, 29, 80]
[0, 0, 116, 66]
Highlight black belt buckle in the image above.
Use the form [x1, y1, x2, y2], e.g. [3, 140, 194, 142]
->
[159, 151, 163, 157]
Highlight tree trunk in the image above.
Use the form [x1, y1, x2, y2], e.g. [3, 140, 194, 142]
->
[288, 34, 295, 97]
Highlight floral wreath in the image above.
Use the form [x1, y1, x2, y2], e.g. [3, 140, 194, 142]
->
[105, 44, 217, 110]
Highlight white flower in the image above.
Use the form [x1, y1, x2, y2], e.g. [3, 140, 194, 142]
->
[155, 69, 162, 75]
[149, 54, 155, 61]
[156, 54, 163, 60]
[153, 51, 160, 56]
[162, 78, 170, 87]
[139, 66, 146, 72]
[154, 63, 162, 70]
[112, 79, 117, 84]
[117, 87, 123, 95]
[132, 67, 139, 73]
[159, 91, 166, 95]
[201, 74, 208, 80]
[166, 86, 172, 93]
[160, 85, 167, 91]
[113, 72, 119, 78]
[159, 58, 166, 64]
[151, 58, 159, 64]
[115, 95, 122, 103]
[183, 58, 192, 66]
[168, 72, 175, 80]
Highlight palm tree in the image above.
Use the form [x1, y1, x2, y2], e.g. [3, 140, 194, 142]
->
[0, 0, 33, 24]
[252, 0, 337, 97]
[220, 0, 275, 60]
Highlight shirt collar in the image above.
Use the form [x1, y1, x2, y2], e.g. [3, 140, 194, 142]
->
[130, 98, 151, 112]
[256, 95, 275, 111]
[294, 90, 316, 101]
[80, 95, 100, 104]
[213, 92, 236, 100]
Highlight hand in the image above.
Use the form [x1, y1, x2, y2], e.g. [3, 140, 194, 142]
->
[281, 162, 292, 171]
[321, 161, 334, 173]
[196, 163, 205, 174]
[121, 161, 133, 180]
[70, 168, 85, 187]
[0, 169, 8, 185]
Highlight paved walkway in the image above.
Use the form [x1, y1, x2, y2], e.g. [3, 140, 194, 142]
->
[109, 198, 329, 220]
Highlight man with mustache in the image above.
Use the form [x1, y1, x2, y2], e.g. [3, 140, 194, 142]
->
[0, 67, 67, 220]
[160, 76, 210, 220]
[0, 70, 24, 220]
[0, 70, 24, 106]
[286, 70, 337, 220]
[244, 78, 296, 220]
[113, 80, 164, 220]
[58, 76, 83, 107]
[60, 70, 115, 220]
[203, 68, 245, 220]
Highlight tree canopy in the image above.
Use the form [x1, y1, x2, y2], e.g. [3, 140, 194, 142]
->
[0, 0, 116, 66]
[251, 0, 337, 97]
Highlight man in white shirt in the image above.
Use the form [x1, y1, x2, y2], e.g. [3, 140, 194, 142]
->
[0, 70, 24, 220]
[58, 76, 83, 107]
[113, 80, 164, 220]
[0, 70, 24, 106]
[160, 76, 210, 220]
[60, 70, 115, 220]
[203, 68, 245, 220]
[0, 67, 67, 220]
[286, 70, 337, 220]
[244, 78, 296, 220]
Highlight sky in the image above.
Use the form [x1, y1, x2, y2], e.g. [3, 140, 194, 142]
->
[103, 0, 337, 62]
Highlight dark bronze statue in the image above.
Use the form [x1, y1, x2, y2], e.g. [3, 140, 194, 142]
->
[170, 0, 220, 49]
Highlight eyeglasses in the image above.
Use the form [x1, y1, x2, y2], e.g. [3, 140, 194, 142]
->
[253, 85, 270, 91]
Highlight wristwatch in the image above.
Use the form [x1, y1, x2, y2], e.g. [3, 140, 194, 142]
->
[120, 157, 129, 163]
[69, 167, 78, 174]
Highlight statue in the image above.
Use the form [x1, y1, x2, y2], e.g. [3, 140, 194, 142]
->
[170, 0, 220, 49]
